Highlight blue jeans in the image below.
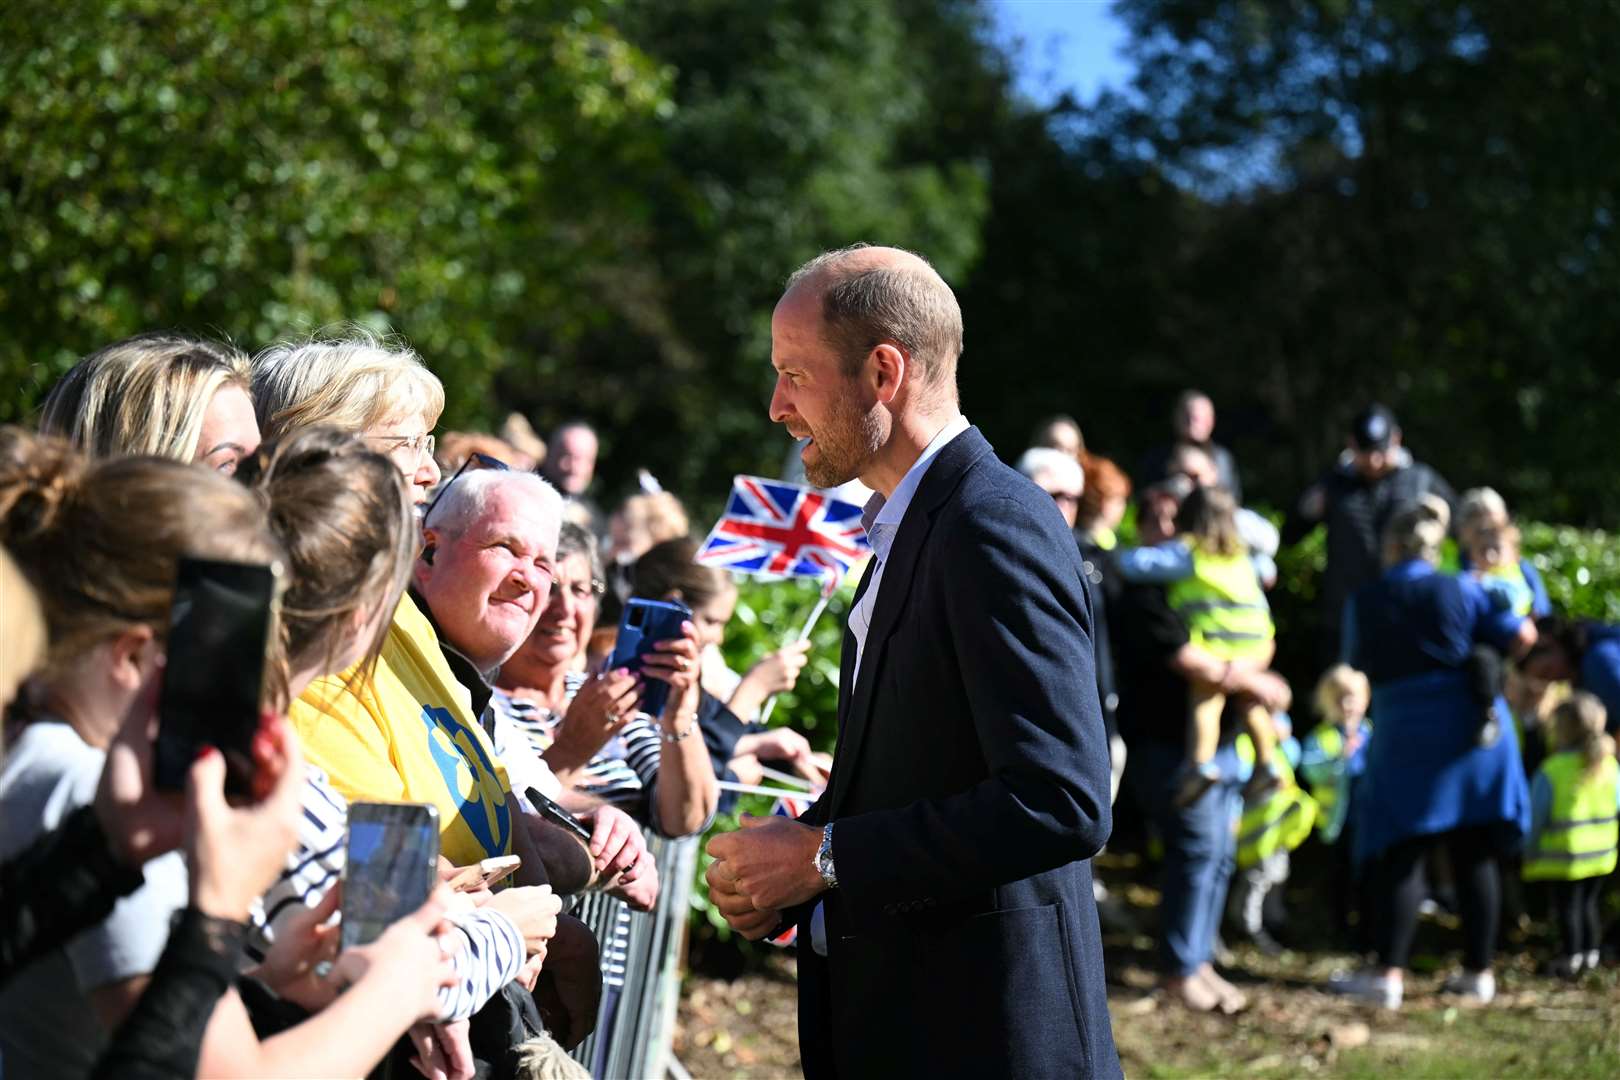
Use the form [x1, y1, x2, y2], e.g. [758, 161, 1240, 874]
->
[1134, 739, 1241, 977]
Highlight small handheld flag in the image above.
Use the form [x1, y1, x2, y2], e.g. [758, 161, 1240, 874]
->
[695, 476, 871, 587]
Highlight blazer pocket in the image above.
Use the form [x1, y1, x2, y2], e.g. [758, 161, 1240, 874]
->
[837, 903, 1088, 1077]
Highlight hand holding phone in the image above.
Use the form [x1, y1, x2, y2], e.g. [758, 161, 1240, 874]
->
[341, 802, 441, 951]
[606, 598, 691, 717]
[525, 787, 592, 845]
[154, 557, 283, 797]
[445, 855, 522, 892]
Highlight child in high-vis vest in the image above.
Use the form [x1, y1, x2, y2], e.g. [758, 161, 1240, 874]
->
[1118, 484, 1282, 806]
[1458, 486, 1550, 618]
[1227, 714, 1315, 954]
[1523, 692, 1619, 976]
[1301, 665, 1373, 945]
[1300, 665, 1373, 845]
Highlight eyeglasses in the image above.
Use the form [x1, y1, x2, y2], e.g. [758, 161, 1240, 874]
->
[555, 576, 608, 604]
[423, 451, 510, 524]
[366, 432, 437, 462]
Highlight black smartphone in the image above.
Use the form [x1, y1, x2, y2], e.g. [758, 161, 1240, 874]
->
[153, 557, 283, 797]
[525, 786, 593, 845]
[340, 801, 441, 951]
[606, 597, 691, 717]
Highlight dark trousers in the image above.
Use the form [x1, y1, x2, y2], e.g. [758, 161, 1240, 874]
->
[1549, 877, 1604, 957]
[1373, 825, 1500, 971]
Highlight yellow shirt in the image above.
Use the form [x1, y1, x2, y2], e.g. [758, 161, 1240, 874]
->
[290, 593, 514, 865]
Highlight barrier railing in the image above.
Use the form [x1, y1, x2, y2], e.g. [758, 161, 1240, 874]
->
[566, 832, 701, 1079]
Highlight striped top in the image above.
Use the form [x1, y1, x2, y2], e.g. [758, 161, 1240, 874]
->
[490, 674, 666, 833]
[245, 766, 525, 1021]
[489, 675, 664, 996]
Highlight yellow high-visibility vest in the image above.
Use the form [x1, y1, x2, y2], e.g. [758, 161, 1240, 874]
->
[1234, 736, 1317, 869]
[1523, 751, 1619, 882]
[1167, 543, 1274, 663]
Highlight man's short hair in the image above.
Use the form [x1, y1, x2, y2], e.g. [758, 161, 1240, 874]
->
[425, 469, 562, 550]
[1016, 447, 1084, 494]
[785, 244, 963, 400]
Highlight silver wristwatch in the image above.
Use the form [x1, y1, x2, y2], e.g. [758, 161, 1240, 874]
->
[815, 823, 838, 890]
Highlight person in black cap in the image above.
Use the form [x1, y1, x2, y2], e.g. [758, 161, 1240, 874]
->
[1283, 404, 1457, 665]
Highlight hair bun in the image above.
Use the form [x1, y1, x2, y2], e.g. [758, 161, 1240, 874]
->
[0, 427, 85, 546]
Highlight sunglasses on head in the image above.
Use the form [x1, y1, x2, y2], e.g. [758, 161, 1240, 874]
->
[423, 451, 511, 523]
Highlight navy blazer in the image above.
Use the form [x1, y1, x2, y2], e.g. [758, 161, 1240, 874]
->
[793, 427, 1121, 1080]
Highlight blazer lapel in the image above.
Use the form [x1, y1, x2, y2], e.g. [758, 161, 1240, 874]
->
[836, 558, 877, 731]
[826, 426, 995, 815]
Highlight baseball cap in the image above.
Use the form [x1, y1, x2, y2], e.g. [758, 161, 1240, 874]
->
[1349, 404, 1397, 451]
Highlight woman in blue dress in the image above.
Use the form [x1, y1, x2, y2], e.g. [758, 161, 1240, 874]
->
[1329, 496, 1536, 1009]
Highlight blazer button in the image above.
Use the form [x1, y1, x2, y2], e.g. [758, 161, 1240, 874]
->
[883, 903, 896, 916]
[924, 898, 936, 909]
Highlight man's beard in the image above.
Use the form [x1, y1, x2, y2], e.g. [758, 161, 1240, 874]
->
[804, 397, 883, 489]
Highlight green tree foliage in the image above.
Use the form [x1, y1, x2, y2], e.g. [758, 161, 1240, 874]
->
[501, 0, 997, 506]
[0, 0, 1001, 522]
[0, 0, 672, 428]
[967, 0, 1620, 526]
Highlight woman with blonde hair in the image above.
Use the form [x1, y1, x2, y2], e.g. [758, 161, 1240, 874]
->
[40, 332, 260, 475]
[250, 332, 603, 1052]
[251, 328, 443, 503]
[1330, 495, 1537, 1010]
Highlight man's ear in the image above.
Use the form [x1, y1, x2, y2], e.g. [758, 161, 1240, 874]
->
[869, 342, 908, 404]
[414, 528, 441, 589]
[107, 624, 157, 693]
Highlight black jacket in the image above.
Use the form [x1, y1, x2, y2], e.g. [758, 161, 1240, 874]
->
[793, 427, 1121, 1080]
[1284, 455, 1456, 650]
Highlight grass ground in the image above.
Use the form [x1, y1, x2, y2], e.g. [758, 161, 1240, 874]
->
[674, 848, 1620, 1078]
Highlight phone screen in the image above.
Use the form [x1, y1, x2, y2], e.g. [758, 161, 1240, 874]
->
[607, 598, 691, 717]
[341, 802, 441, 951]
[154, 558, 281, 796]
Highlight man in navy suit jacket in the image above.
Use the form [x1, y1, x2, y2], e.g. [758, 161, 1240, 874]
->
[706, 245, 1121, 1078]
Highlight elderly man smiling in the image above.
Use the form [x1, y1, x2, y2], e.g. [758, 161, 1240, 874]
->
[410, 468, 663, 898]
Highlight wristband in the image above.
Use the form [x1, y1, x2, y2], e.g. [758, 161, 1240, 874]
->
[661, 713, 698, 743]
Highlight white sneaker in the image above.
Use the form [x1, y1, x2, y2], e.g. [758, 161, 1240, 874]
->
[1585, 949, 1602, 972]
[1545, 954, 1583, 978]
[1328, 968, 1402, 1010]
[1441, 969, 1496, 1004]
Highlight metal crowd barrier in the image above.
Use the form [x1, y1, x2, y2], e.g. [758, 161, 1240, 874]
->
[567, 831, 702, 1079]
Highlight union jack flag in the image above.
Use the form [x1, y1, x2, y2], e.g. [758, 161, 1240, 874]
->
[695, 476, 871, 587]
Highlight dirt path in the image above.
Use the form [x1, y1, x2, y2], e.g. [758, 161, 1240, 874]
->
[674, 854, 1620, 1078]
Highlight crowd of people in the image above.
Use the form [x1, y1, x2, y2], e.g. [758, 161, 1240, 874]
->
[1019, 393, 1620, 1014]
[0, 323, 1614, 1080]
[0, 329, 823, 1080]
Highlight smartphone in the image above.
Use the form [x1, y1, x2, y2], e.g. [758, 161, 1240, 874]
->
[153, 557, 283, 797]
[525, 786, 593, 845]
[446, 855, 522, 892]
[606, 597, 691, 718]
[341, 801, 441, 951]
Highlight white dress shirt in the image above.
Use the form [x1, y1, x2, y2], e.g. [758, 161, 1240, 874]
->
[846, 414, 971, 681]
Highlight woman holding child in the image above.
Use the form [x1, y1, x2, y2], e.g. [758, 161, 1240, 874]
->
[1330, 496, 1537, 1010]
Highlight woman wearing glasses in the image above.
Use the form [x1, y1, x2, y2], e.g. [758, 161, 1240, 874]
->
[251, 329, 442, 503]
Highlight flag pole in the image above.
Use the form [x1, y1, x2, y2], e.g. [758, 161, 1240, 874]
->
[757, 572, 837, 726]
